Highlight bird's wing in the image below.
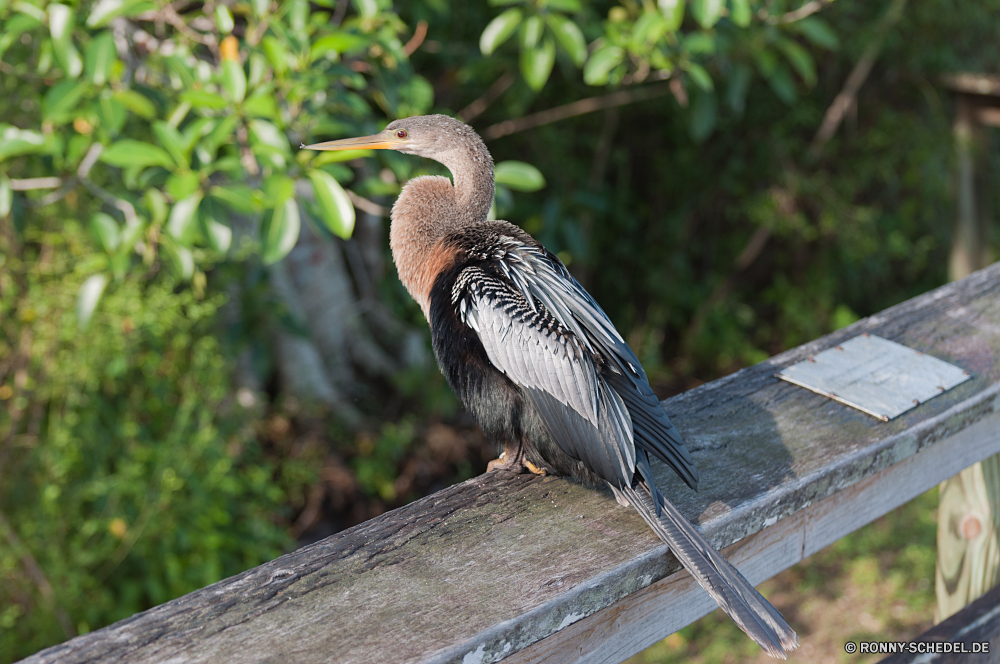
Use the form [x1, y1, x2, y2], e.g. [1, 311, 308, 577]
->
[457, 262, 635, 488]
[457, 237, 798, 658]
[455, 236, 696, 489]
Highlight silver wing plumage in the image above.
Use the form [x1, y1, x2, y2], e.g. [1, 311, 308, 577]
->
[452, 233, 797, 658]
[455, 236, 697, 491]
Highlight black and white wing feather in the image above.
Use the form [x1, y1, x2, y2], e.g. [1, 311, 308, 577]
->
[456, 236, 698, 490]
[453, 235, 797, 659]
[457, 262, 636, 489]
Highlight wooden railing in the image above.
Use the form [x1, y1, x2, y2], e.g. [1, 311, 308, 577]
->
[22, 262, 1000, 664]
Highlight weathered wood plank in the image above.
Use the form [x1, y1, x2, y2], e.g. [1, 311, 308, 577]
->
[22, 262, 1000, 664]
[507, 394, 1000, 664]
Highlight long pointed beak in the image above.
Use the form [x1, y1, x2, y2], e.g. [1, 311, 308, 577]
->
[300, 132, 399, 151]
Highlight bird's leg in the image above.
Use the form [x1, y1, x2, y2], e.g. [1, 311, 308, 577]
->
[522, 459, 547, 476]
[487, 440, 547, 476]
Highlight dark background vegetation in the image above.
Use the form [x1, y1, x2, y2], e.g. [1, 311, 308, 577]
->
[1, 0, 998, 661]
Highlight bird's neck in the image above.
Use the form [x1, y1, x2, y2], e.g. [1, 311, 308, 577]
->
[389, 144, 494, 319]
[440, 143, 495, 227]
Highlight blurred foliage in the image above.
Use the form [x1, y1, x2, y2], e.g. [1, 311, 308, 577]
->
[0, 213, 303, 657]
[1, 0, 999, 660]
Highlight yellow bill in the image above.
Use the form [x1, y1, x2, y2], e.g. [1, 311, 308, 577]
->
[301, 129, 406, 152]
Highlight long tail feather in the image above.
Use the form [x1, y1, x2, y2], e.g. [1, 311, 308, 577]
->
[619, 483, 799, 659]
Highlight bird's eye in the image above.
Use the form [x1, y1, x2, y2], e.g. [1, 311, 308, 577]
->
[395, 129, 408, 139]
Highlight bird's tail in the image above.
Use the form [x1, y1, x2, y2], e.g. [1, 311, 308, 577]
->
[619, 482, 799, 659]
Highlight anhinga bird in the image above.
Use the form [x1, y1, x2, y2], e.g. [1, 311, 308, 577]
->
[303, 115, 798, 658]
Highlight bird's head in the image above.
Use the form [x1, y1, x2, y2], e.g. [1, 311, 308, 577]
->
[301, 114, 484, 162]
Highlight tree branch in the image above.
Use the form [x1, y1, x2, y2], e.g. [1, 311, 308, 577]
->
[347, 190, 389, 217]
[458, 73, 515, 123]
[809, 0, 908, 157]
[402, 20, 427, 57]
[9, 177, 63, 191]
[767, 0, 835, 24]
[480, 80, 675, 141]
[17, 145, 138, 224]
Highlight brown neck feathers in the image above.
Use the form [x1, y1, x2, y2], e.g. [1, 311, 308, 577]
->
[389, 175, 462, 318]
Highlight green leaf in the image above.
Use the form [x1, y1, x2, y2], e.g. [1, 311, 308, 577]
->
[310, 32, 369, 61]
[94, 92, 127, 135]
[520, 15, 544, 50]
[12, 2, 47, 22]
[725, 62, 752, 114]
[763, 61, 796, 104]
[76, 274, 107, 327]
[166, 172, 200, 200]
[520, 37, 556, 92]
[263, 36, 290, 75]
[631, 11, 668, 50]
[199, 197, 232, 252]
[87, 0, 124, 26]
[0, 15, 42, 60]
[87, 0, 153, 27]
[0, 125, 49, 161]
[542, 0, 582, 10]
[119, 216, 145, 252]
[262, 175, 295, 205]
[480, 8, 523, 56]
[252, 0, 270, 17]
[0, 176, 12, 217]
[583, 45, 623, 85]
[657, 0, 685, 30]
[260, 198, 300, 265]
[153, 121, 187, 168]
[545, 15, 587, 66]
[690, 0, 723, 29]
[495, 161, 546, 192]
[397, 76, 435, 117]
[113, 90, 156, 119]
[686, 62, 714, 91]
[180, 90, 228, 110]
[244, 91, 279, 119]
[289, 0, 308, 33]
[162, 240, 194, 279]
[42, 80, 89, 123]
[179, 117, 215, 156]
[683, 32, 716, 55]
[214, 5, 234, 33]
[311, 149, 372, 166]
[49, 4, 83, 78]
[101, 140, 175, 168]
[145, 189, 167, 223]
[84, 32, 116, 86]
[689, 89, 717, 142]
[90, 212, 121, 252]
[210, 184, 258, 213]
[222, 60, 246, 103]
[778, 38, 816, 86]
[204, 115, 240, 155]
[308, 170, 355, 239]
[248, 119, 288, 152]
[792, 17, 839, 50]
[353, 0, 377, 19]
[166, 192, 203, 241]
[729, 0, 751, 27]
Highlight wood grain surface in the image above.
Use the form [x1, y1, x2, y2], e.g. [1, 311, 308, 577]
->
[21, 262, 1000, 664]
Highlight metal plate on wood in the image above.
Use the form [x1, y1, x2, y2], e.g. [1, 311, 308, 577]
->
[776, 334, 971, 421]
